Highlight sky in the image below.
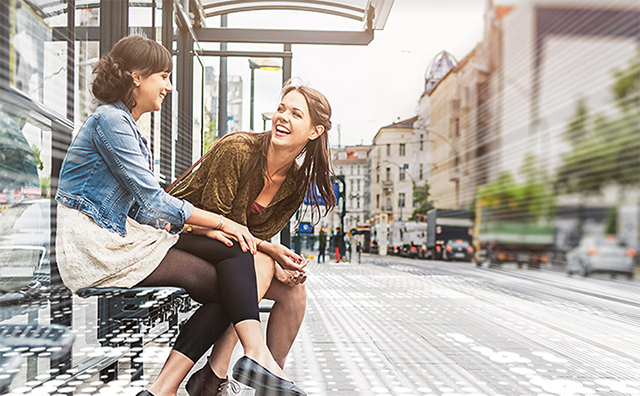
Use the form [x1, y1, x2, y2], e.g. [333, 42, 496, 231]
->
[200, 0, 520, 147]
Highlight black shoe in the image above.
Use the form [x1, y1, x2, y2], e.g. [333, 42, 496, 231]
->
[232, 356, 306, 396]
[136, 391, 155, 396]
[185, 360, 231, 396]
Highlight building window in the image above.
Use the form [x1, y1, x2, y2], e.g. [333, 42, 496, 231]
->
[357, 165, 360, 175]
[420, 135, 424, 151]
[357, 199, 360, 209]
[357, 179, 361, 191]
[399, 193, 405, 208]
[386, 167, 391, 181]
[386, 195, 391, 211]
[339, 166, 343, 175]
[455, 118, 460, 137]
[351, 165, 354, 175]
[399, 143, 406, 156]
[386, 144, 390, 156]
[399, 168, 406, 181]
[419, 164, 423, 180]
[376, 194, 380, 208]
[376, 172, 380, 183]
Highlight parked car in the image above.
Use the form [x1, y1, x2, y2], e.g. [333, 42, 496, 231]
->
[566, 236, 635, 279]
[442, 239, 474, 261]
[0, 199, 50, 294]
[400, 243, 420, 258]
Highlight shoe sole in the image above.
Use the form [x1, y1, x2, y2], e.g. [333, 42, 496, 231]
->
[234, 370, 303, 396]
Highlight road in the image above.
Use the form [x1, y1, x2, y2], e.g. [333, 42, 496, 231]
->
[281, 255, 640, 396]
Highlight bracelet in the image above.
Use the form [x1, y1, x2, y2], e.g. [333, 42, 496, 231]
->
[216, 215, 224, 230]
[186, 225, 193, 234]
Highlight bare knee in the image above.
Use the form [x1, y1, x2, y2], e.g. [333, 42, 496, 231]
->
[271, 283, 307, 313]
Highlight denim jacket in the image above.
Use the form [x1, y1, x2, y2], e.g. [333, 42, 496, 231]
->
[56, 101, 194, 236]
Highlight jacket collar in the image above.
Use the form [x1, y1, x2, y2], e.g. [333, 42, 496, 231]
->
[113, 101, 137, 124]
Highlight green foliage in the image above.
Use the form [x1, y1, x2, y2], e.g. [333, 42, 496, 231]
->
[39, 175, 50, 197]
[555, 51, 640, 196]
[31, 144, 43, 171]
[605, 206, 618, 235]
[410, 182, 434, 221]
[477, 153, 555, 223]
[203, 117, 218, 150]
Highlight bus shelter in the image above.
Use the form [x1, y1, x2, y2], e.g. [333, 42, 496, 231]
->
[0, 0, 393, 392]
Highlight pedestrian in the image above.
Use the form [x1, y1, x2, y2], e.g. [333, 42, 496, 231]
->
[169, 83, 336, 396]
[333, 227, 344, 262]
[54, 35, 307, 396]
[318, 228, 327, 263]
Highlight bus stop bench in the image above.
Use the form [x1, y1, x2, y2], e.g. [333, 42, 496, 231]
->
[0, 324, 74, 394]
[76, 286, 191, 381]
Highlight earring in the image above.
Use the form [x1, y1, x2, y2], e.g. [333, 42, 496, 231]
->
[134, 81, 140, 87]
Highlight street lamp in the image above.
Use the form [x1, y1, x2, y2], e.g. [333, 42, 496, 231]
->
[249, 58, 281, 131]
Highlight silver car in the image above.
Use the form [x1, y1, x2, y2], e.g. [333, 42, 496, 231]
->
[566, 236, 636, 279]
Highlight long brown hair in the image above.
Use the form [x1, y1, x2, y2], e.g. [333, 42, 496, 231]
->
[92, 35, 172, 110]
[214, 84, 336, 224]
[282, 85, 336, 222]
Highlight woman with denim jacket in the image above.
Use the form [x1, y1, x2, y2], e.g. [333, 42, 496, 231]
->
[55, 35, 306, 396]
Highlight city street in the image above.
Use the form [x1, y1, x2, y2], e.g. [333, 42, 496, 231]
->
[256, 255, 640, 396]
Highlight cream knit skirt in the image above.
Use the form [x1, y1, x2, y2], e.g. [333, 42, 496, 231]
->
[55, 203, 179, 293]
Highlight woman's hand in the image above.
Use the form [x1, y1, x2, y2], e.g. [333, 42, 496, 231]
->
[274, 264, 307, 287]
[219, 216, 257, 254]
[266, 243, 308, 272]
[204, 229, 236, 247]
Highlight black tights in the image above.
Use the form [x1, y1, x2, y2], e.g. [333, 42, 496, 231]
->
[135, 234, 259, 361]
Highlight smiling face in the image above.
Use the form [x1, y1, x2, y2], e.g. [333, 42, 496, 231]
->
[131, 70, 172, 120]
[271, 91, 324, 152]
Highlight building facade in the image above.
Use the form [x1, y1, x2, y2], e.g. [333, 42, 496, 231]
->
[369, 117, 418, 222]
[428, 2, 510, 210]
[333, 146, 372, 232]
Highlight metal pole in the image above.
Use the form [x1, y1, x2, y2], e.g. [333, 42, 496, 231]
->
[50, 0, 76, 373]
[218, 14, 228, 137]
[250, 67, 255, 131]
[150, 0, 156, 154]
[160, 0, 173, 185]
[280, 43, 293, 247]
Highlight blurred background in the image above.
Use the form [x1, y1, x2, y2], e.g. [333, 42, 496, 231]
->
[0, 0, 638, 394]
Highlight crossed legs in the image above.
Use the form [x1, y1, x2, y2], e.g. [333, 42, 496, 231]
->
[207, 273, 307, 378]
[141, 237, 276, 396]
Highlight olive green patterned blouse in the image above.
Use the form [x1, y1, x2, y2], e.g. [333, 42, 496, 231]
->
[170, 133, 306, 240]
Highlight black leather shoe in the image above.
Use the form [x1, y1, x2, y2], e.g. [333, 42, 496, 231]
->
[136, 391, 155, 396]
[186, 360, 234, 396]
[232, 356, 306, 396]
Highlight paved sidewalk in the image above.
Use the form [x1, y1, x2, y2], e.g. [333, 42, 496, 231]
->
[226, 257, 463, 396]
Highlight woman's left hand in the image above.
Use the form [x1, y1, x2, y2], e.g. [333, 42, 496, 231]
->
[274, 264, 307, 287]
[268, 243, 308, 272]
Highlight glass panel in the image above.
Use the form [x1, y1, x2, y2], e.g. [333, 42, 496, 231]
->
[0, 98, 53, 301]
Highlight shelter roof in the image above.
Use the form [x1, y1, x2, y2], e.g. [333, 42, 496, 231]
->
[199, 0, 394, 30]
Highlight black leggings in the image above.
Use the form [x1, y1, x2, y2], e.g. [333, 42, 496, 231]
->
[135, 234, 259, 361]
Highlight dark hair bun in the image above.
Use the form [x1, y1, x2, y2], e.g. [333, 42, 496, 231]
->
[92, 55, 134, 105]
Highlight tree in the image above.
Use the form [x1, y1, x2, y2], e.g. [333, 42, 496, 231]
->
[410, 182, 434, 221]
[554, 51, 640, 241]
[476, 153, 555, 223]
[555, 51, 640, 196]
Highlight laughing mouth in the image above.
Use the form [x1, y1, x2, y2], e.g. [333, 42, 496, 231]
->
[276, 125, 291, 134]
